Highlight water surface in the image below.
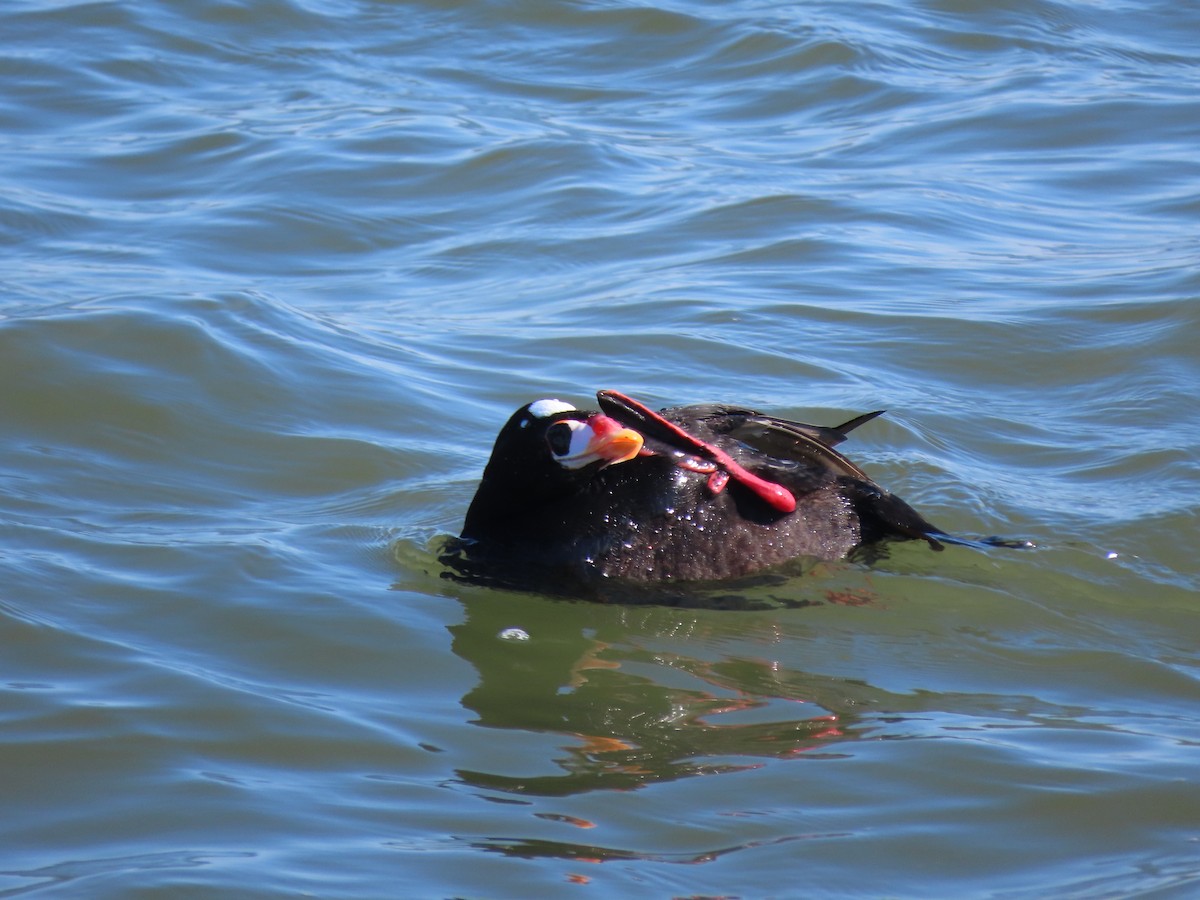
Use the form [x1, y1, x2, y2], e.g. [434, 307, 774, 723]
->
[2, 0, 1198, 896]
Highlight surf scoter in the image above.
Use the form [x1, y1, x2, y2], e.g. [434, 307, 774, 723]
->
[445, 390, 955, 592]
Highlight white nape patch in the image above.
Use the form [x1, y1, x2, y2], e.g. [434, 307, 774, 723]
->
[528, 398, 576, 419]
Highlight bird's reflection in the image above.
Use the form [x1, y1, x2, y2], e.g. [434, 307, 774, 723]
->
[448, 590, 875, 798]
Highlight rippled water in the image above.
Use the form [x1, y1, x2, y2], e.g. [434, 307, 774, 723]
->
[2, 0, 1198, 896]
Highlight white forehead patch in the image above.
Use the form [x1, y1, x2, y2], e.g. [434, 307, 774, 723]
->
[527, 399, 576, 419]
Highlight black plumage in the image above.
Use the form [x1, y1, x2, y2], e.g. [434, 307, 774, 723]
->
[444, 390, 949, 593]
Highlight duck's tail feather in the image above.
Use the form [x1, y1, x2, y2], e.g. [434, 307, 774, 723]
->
[832, 409, 885, 439]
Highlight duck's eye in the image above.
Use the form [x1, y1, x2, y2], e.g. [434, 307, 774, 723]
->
[545, 420, 579, 457]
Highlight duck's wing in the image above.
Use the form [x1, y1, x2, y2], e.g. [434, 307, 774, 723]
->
[597, 391, 885, 483]
[674, 406, 882, 481]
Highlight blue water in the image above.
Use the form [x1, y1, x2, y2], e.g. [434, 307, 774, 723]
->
[2, 0, 1198, 896]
